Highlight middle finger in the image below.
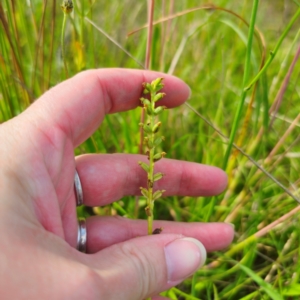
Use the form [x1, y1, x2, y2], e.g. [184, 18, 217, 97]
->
[75, 153, 227, 207]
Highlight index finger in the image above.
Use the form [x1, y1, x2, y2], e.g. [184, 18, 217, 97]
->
[26, 69, 191, 147]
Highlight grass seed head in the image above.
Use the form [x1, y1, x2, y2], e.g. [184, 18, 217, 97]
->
[61, 0, 73, 14]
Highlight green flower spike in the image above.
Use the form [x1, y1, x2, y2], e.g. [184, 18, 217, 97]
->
[138, 78, 167, 235]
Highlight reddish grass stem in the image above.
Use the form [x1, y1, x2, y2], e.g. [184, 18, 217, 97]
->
[139, 0, 155, 155]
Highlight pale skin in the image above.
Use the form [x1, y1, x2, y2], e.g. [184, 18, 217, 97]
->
[0, 69, 234, 300]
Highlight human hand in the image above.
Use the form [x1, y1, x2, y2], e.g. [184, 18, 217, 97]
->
[0, 69, 234, 299]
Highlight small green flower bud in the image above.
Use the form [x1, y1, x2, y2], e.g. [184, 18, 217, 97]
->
[140, 97, 151, 107]
[153, 152, 166, 162]
[153, 106, 166, 115]
[146, 105, 154, 116]
[143, 124, 152, 134]
[153, 136, 165, 147]
[146, 139, 154, 149]
[153, 189, 166, 201]
[140, 187, 149, 198]
[153, 172, 164, 181]
[142, 82, 152, 94]
[152, 122, 162, 133]
[154, 93, 166, 102]
[138, 161, 150, 172]
[151, 78, 164, 91]
[61, 0, 73, 14]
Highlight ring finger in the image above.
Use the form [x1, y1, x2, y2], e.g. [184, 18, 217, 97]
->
[86, 216, 234, 254]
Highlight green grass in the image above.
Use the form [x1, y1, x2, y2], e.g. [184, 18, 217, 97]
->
[1, 1, 300, 299]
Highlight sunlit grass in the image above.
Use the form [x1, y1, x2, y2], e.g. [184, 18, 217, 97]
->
[1, 1, 300, 299]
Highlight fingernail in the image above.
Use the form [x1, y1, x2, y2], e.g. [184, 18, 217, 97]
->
[164, 238, 206, 283]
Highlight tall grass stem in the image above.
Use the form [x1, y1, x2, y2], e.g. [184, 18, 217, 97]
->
[139, 0, 155, 156]
[61, 12, 69, 78]
[245, 7, 300, 90]
[222, 0, 259, 170]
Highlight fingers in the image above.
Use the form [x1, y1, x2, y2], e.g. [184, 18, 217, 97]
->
[86, 216, 234, 253]
[75, 154, 228, 206]
[25, 69, 190, 147]
[85, 234, 207, 299]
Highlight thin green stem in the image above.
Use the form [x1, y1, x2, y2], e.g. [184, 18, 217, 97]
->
[222, 0, 259, 170]
[61, 12, 69, 78]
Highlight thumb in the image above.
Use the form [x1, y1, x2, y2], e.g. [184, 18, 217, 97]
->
[88, 234, 207, 300]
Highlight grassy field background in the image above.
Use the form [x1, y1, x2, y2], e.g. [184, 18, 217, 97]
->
[1, 1, 300, 299]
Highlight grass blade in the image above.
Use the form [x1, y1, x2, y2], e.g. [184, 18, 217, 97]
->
[222, 0, 259, 170]
[245, 7, 300, 90]
[239, 264, 284, 300]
